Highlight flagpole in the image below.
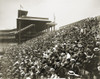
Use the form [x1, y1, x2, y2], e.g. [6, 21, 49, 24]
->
[53, 13, 56, 31]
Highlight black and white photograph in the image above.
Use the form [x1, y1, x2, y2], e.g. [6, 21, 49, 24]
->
[0, 0, 100, 79]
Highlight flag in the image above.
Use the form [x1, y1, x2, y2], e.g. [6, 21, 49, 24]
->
[20, 4, 23, 10]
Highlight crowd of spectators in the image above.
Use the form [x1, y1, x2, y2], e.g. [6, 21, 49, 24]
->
[1, 17, 100, 79]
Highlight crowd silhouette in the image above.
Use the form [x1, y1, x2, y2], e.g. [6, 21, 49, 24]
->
[1, 17, 100, 79]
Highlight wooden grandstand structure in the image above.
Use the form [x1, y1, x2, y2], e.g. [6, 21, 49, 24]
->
[0, 10, 57, 44]
[16, 10, 57, 43]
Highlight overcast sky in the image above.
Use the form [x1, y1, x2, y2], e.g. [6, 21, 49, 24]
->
[0, 0, 100, 30]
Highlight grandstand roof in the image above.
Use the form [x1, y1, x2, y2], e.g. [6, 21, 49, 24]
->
[17, 16, 51, 22]
[46, 22, 57, 26]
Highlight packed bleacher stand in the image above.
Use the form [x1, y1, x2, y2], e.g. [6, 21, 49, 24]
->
[1, 17, 100, 79]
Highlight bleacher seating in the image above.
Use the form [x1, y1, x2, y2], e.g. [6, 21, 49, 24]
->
[1, 17, 100, 79]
